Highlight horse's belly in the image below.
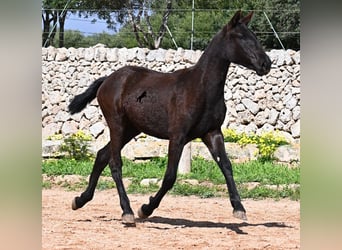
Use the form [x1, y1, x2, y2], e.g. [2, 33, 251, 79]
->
[124, 95, 170, 139]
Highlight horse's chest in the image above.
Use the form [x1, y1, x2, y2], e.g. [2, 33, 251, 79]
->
[192, 99, 226, 134]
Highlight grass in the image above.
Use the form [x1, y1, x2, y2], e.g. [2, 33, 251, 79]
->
[42, 156, 300, 200]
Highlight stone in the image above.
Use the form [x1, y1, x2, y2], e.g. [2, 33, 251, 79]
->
[42, 47, 301, 154]
[254, 89, 266, 100]
[94, 47, 107, 62]
[117, 47, 128, 62]
[244, 123, 258, 134]
[224, 89, 233, 100]
[106, 48, 118, 62]
[84, 106, 99, 120]
[67, 47, 78, 61]
[268, 109, 279, 125]
[255, 111, 268, 127]
[293, 51, 300, 64]
[165, 49, 175, 63]
[274, 144, 300, 163]
[284, 50, 293, 65]
[55, 47, 69, 61]
[42, 140, 63, 157]
[183, 50, 196, 63]
[279, 108, 292, 123]
[126, 48, 138, 61]
[285, 95, 298, 110]
[180, 179, 199, 186]
[140, 178, 159, 186]
[235, 103, 245, 112]
[291, 87, 300, 95]
[292, 106, 300, 120]
[173, 48, 184, 62]
[241, 98, 259, 115]
[61, 120, 78, 135]
[54, 110, 69, 122]
[89, 122, 105, 138]
[257, 124, 274, 135]
[42, 123, 61, 139]
[84, 48, 94, 61]
[237, 110, 254, 125]
[47, 46, 57, 61]
[291, 120, 300, 138]
[49, 91, 63, 105]
[146, 49, 166, 62]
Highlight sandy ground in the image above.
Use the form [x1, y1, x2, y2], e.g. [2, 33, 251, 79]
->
[42, 188, 300, 249]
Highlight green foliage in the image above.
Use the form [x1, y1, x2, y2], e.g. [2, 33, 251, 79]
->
[42, 156, 299, 199]
[59, 130, 93, 161]
[45, 0, 299, 50]
[127, 182, 160, 194]
[222, 129, 289, 161]
[171, 183, 218, 198]
[185, 157, 299, 185]
[185, 157, 225, 184]
[238, 184, 300, 200]
[42, 158, 95, 176]
[233, 160, 300, 185]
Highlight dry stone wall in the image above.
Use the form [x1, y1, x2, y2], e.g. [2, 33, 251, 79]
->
[42, 45, 300, 150]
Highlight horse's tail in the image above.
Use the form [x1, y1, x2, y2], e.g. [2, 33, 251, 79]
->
[68, 76, 108, 114]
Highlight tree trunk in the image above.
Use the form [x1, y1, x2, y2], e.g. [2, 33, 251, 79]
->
[42, 11, 51, 47]
[58, 11, 67, 48]
[127, 0, 172, 49]
[49, 11, 58, 47]
[42, 10, 58, 47]
[154, 0, 172, 49]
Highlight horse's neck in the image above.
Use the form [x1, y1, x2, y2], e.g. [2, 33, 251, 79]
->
[195, 33, 231, 91]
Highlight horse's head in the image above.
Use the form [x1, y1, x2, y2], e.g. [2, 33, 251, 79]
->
[224, 11, 271, 76]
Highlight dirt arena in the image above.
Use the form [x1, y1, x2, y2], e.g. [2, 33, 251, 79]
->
[42, 188, 300, 249]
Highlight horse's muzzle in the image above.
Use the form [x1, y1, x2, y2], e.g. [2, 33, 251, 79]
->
[256, 56, 272, 76]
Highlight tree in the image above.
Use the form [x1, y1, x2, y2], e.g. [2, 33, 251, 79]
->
[260, 0, 300, 50]
[42, 0, 79, 47]
[75, 0, 174, 49]
[42, 1, 58, 47]
[126, 0, 173, 49]
[75, 0, 128, 31]
[44, 0, 300, 50]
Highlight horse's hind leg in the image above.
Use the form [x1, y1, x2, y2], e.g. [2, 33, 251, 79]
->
[105, 123, 139, 225]
[108, 140, 135, 225]
[202, 129, 247, 221]
[72, 142, 110, 210]
[138, 137, 185, 219]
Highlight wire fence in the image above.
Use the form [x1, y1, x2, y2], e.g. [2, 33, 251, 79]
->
[42, 8, 300, 50]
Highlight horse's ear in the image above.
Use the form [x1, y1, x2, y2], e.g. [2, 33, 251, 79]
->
[228, 10, 242, 28]
[240, 11, 254, 25]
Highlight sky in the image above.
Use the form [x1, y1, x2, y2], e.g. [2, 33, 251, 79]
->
[64, 13, 116, 35]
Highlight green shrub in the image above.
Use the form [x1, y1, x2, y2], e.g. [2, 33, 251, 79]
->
[60, 130, 93, 160]
[222, 129, 288, 161]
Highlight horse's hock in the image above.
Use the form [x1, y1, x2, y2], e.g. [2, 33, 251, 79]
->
[42, 46, 300, 163]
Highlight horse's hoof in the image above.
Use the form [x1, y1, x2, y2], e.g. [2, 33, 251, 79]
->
[137, 206, 149, 219]
[233, 210, 247, 221]
[122, 214, 136, 226]
[72, 197, 78, 210]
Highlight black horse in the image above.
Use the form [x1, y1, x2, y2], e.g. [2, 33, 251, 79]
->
[68, 10, 271, 225]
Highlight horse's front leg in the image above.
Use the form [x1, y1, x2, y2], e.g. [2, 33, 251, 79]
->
[138, 137, 185, 219]
[202, 129, 247, 220]
[72, 142, 110, 210]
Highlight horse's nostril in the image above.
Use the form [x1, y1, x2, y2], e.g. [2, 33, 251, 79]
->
[262, 59, 271, 71]
[261, 62, 266, 70]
